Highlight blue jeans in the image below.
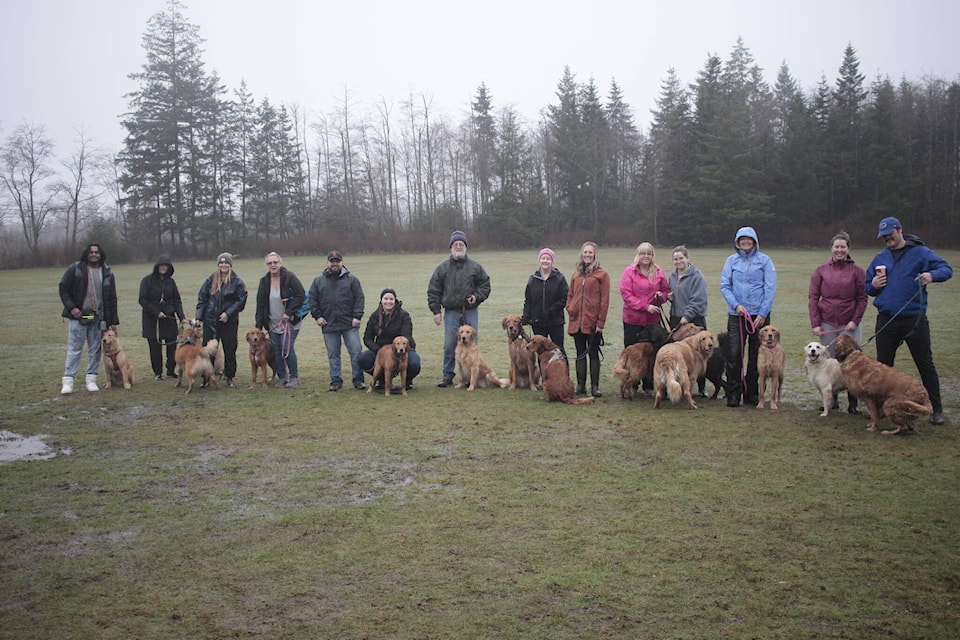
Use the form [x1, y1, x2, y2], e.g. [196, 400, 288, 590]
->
[323, 327, 363, 385]
[357, 348, 421, 383]
[63, 319, 102, 377]
[442, 308, 478, 381]
[270, 328, 300, 381]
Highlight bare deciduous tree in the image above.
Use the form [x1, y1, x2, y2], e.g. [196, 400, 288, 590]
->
[1, 123, 59, 264]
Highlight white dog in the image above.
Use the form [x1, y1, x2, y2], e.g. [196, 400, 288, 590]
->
[801, 342, 847, 417]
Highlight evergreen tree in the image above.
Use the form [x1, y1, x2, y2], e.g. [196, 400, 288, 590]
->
[829, 44, 869, 220]
[645, 68, 695, 243]
[118, 0, 220, 254]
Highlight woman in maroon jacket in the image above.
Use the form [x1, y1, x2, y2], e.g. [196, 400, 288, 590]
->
[808, 231, 867, 413]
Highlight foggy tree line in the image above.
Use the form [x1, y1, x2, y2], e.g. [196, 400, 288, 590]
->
[2, 0, 959, 266]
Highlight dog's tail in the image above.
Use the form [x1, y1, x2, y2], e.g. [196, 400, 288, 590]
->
[497, 378, 510, 388]
[612, 354, 628, 378]
[655, 361, 685, 403]
[564, 396, 596, 405]
[203, 339, 220, 358]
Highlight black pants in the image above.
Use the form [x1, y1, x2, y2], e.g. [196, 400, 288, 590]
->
[532, 323, 566, 357]
[146, 338, 177, 376]
[875, 313, 942, 413]
[203, 319, 239, 379]
[725, 314, 770, 402]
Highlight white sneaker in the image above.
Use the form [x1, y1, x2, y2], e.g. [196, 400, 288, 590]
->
[60, 376, 74, 395]
[85, 374, 100, 392]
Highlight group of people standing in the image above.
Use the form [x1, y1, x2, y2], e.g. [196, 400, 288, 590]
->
[58, 218, 952, 426]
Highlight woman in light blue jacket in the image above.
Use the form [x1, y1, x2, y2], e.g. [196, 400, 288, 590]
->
[719, 227, 777, 407]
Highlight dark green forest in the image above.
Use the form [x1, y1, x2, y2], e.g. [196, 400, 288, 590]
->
[3, 0, 959, 265]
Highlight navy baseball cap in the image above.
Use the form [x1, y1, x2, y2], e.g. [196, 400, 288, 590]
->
[877, 217, 901, 238]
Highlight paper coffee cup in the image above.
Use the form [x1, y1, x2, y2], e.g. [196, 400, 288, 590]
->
[876, 266, 887, 277]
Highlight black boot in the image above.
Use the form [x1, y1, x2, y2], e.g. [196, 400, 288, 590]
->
[589, 358, 602, 397]
[575, 357, 587, 395]
[847, 392, 861, 415]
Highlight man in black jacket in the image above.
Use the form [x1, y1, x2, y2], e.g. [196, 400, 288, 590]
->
[427, 230, 491, 387]
[58, 243, 119, 394]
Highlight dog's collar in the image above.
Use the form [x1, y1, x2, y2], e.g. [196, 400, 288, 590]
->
[763, 343, 778, 349]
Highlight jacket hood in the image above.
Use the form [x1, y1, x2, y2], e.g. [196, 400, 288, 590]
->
[903, 233, 925, 248]
[153, 255, 174, 276]
[734, 227, 759, 252]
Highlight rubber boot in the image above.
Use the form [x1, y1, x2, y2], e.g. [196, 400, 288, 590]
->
[575, 358, 587, 395]
[847, 392, 861, 415]
[60, 376, 74, 395]
[85, 374, 100, 392]
[589, 358, 602, 397]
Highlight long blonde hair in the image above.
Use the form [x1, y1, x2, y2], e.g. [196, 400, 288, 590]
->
[210, 264, 233, 295]
[575, 241, 600, 274]
[632, 242, 659, 280]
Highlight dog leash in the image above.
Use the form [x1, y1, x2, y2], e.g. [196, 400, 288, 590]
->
[738, 313, 758, 394]
[279, 318, 293, 359]
[861, 277, 925, 346]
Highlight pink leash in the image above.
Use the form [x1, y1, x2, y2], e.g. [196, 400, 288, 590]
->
[280, 318, 293, 359]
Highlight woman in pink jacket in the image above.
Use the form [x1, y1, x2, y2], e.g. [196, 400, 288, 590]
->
[620, 243, 671, 392]
[808, 231, 867, 413]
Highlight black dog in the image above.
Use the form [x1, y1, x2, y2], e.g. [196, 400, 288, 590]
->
[702, 331, 731, 399]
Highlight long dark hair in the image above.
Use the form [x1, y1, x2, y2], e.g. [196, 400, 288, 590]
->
[81, 243, 106, 264]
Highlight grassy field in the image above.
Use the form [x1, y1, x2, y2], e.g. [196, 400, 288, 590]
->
[1, 245, 958, 639]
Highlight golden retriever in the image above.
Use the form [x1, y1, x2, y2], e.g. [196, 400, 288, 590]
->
[501, 314, 540, 390]
[175, 337, 221, 394]
[652, 331, 714, 409]
[366, 336, 410, 397]
[526, 335, 595, 404]
[756, 325, 785, 410]
[455, 325, 508, 390]
[101, 328, 134, 389]
[611, 342, 655, 400]
[802, 341, 847, 417]
[611, 324, 704, 400]
[246, 328, 277, 388]
[834, 334, 932, 435]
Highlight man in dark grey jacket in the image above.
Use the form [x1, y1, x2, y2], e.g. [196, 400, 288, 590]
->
[309, 251, 366, 391]
[427, 230, 492, 387]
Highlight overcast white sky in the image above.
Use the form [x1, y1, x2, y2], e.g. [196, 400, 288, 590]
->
[2, 0, 958, 156]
